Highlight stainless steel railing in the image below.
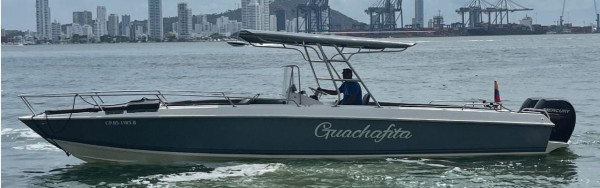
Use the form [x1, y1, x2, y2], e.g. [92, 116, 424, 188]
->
[18, 90, 267, 116]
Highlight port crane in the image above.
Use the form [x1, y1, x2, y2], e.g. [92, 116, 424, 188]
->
[365, 0, 403, 31]
[456, 0, 533, 29]
[559, 0, 566, 33]
[296, 0, 331, 33]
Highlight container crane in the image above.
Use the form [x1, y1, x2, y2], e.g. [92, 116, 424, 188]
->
[456, 0, 533, 29]
[559, 0, 566, 33]
[365, 0, 403, 31]
[296, 0, 331, 33]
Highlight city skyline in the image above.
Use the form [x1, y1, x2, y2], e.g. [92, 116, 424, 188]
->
[2, 0, 599, 31]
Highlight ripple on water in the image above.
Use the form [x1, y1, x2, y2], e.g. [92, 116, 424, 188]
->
[1, 128, 41, 139]
[12, 142, 61, 152]
[131, 163, 284, 185]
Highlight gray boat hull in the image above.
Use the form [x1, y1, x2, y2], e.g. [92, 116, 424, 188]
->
[20, 113, 559, 163]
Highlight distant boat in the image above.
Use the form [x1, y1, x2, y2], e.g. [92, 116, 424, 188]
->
[227, 40, 248, 47]
[1, 43, 24, 47]
[467, 26, 547, 36]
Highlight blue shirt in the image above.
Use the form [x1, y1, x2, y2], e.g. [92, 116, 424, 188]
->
[339, 81, 362, 105]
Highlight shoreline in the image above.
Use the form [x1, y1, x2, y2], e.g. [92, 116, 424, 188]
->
[3, 32, 598, 46]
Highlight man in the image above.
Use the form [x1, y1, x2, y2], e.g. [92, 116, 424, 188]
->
[317, 68, 363, 105]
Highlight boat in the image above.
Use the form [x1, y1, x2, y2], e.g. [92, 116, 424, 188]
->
[18, 30, 576, 163]
[226, 40, 248, 47]
[1, 43, 25, 47]
[467, 27, 547, 36]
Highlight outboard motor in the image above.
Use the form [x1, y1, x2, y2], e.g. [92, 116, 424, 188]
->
[519, 98, 576, 143]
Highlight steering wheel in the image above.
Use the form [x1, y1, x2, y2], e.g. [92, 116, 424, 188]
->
[309, 87, 328, 96]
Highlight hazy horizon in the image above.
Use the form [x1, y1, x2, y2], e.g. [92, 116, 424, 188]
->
[2, 0, 599, 31]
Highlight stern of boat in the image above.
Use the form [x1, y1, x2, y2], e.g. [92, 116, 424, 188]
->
[519, 98, 576, 152]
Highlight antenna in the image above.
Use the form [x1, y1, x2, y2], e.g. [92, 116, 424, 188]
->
[595, 0, 598, 14]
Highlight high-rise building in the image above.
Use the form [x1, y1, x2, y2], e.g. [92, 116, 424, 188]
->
[241, 0, 250, 29]
[269, 15, 277, 31]
[107, 14, 119, 36]
[216, 16, 228, 34]
[67, 23, 94, 38]
[96, 6, 107, 40]
[276, 10, 286, 31]
[130, 21, 147, 41]
[121, 15, 131, 36]
[35, 0, 52, 41]
[260, 0, 273, 30]
[52, 20, 61, 42]
[148, 0, 163, 40]
[73, 11, 93, 26]
[177, 3, 193, 39]
[243, 0, 259, 29]
[414, 0, 424, 28]
[172, 22, 179, 33]
[196, 14, 208, 25]
[195, 14, 213, 36]
[242, 0, 273, 30]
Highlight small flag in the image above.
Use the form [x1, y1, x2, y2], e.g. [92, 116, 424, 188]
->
[494, 81, 501, 103]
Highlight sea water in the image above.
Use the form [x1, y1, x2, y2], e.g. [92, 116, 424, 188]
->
[2, 34, 599, 187]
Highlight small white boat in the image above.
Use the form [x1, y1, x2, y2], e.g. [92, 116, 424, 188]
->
[226, 40, 248, 47]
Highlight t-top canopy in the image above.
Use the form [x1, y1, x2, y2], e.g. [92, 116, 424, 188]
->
[238, 30, 416, 49]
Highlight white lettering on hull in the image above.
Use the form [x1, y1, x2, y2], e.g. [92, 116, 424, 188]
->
[105, 120, 137, 126]
[314, 122, 412, 143]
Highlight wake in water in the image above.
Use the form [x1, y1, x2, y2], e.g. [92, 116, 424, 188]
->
[131, 163, 284, 185]
[12, 142, 61, 152]
[1, 128, 41, 139]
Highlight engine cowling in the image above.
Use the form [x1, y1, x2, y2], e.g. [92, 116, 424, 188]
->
[519, 98, 576, 143]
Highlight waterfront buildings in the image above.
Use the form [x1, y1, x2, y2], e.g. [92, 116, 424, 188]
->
[130, 20, 148, 41]
[66, 23, 94, 38]
[51, 21, 61, 42]
[172, 22, 179, 33]
[242, 0, 259, 30]
[35, 0, 52, 41]
[414, 0, 424, 28]
[270, 15, 277, 31]
[260, 0, 273, 30]
[95, 6, 107, 40]
[216, 16, 229, 35]
[73, 11, 93, 26]
[214, 16, 243, 37]
[177, 3, 193, 39]
[195, 14, 213, 36]
[121, 15, 131, 36]
[148, 0, 163, 41]
[276, 10, 286, 31]
[107, 14, 119, 36]
[241, 0, 273, 30]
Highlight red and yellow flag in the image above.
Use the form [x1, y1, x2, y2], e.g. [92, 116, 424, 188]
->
[494, 81, 501, 103]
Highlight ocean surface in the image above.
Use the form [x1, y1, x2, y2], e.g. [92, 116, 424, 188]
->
[2, 34, 599, 187]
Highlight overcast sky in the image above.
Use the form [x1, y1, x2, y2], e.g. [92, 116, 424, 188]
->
[2, 0, 599, 31]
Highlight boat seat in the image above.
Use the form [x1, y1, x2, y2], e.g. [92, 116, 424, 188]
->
[362, 93, 371, 105]
[126, 98, 160, 113]
[45, 108, 100, 115]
